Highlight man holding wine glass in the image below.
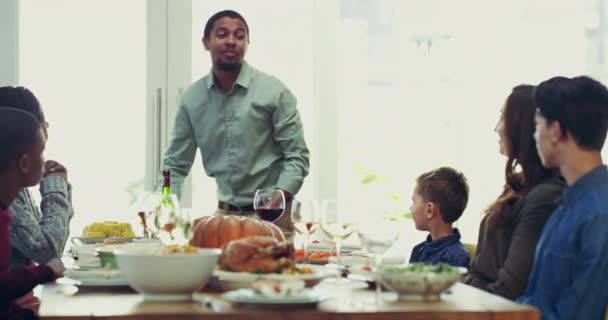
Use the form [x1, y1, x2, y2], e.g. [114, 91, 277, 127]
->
[162, 10, 310, 240]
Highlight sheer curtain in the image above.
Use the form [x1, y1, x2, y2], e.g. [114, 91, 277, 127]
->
[18, 0, 607, 247]
[335, 0, 603, 243]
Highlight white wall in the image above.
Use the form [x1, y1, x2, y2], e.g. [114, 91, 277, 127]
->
[0, 0, 18, 86]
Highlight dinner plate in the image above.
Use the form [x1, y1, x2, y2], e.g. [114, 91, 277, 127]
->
[62, 269, 129, 287]
[295, 258, 330, 265]
[295, 249, 341, 265]
[222, 288, 326, 305]
[213, 264, 326, 290]
[58, 276, 130, 287]
[70, 236, 142, 245]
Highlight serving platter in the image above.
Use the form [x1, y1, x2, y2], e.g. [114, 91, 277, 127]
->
[213, 264, 326, 290]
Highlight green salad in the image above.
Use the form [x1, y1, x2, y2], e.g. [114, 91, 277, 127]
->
[382, 262, 457, 274]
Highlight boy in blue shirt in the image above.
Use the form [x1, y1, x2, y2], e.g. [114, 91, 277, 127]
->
[517, 76, 608, 320]
[409, 167, 470, 268]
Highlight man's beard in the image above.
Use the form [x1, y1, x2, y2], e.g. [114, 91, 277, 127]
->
[217, 60, 242, 71]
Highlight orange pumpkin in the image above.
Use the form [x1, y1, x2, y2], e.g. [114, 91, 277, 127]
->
[189, 215, 285, 248]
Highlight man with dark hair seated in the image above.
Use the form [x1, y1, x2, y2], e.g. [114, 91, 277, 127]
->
[517, 76, 608, 320]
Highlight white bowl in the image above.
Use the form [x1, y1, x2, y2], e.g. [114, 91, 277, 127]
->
[114, 247, 221, 301]
[380, 264, 466, 300]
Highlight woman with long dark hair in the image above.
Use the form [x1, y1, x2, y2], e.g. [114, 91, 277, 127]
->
[463, 85, 565, 300]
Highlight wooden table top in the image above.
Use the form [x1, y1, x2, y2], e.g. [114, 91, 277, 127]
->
[39, 281, 539, 320]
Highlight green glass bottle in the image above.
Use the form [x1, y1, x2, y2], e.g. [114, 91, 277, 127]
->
[161, 169, 173, 208]
[156, 169, 181, 245]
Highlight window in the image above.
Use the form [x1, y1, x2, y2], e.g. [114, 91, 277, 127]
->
[11, 0, 608, 250]
[176, 0, 608, 246]
[19, 0, 147, 235]
[335, 0, 606, 243]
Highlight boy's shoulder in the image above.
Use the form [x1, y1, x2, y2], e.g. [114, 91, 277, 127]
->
[439, 241, 470, 268]
[412, 234, 431, 248]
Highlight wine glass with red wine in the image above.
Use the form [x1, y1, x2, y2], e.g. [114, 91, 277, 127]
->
[253, 189, 286, 222]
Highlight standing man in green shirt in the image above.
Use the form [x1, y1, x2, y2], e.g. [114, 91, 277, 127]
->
[163, 10, 310, 240]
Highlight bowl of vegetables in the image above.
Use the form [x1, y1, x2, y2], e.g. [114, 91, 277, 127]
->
[379, 263, 466, 300]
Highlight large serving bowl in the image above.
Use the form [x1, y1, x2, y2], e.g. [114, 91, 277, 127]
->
[114, 247, 221, 301]
[379, 263, 467, 300]
[95, 242, 161, 270]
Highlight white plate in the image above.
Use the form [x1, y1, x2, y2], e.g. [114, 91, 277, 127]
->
[70, 236, 141, 245]
[58, 276, 130, 287]
[61, 269, 129, 287]
[213, 264, 326, 290]
[214, 264, 325, 281]
[223, 288, 326, 305]
[141, 293, 194, 301]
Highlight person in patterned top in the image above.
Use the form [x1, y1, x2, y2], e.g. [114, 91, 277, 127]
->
[409, 167, 470, 268]
[0, 86, 74, 270]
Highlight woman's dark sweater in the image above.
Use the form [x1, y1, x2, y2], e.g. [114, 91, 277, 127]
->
[463, 176, 565, 300]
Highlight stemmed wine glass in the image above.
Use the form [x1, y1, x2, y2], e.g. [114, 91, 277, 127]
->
[357, 218, 400, 308]
[139, 191, 161, 239]
[291, 199, 320, 264]
[253, 189, 286, 222]
[320, 200, 356, 284]
[141, 191, 188, 245]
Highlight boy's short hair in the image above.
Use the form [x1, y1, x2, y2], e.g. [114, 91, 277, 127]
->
[416, 167, 469, 223]
[0, 107, 42, 173]
[534, 76, 608, 151]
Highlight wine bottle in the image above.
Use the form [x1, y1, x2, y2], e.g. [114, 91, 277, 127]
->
[161, 169, 172, 205]
[156, 169, 180, 244]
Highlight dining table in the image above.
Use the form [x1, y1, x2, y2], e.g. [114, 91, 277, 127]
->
[39, 280, 539, 320]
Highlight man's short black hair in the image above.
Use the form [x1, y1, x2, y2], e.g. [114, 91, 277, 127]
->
[0, 108, 42, 173]
[203, 10, 249, 40]
[535, 76, 608, 151]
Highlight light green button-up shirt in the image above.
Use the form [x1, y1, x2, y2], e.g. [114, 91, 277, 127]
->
[163, 62, 310, 206]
